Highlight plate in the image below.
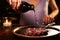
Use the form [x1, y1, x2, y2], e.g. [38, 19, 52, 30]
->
[50, 25, 60, 30]
[13, 26, 60, 38]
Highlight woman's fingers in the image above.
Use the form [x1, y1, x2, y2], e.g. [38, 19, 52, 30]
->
[8, 0, 21, 9]
[43, 16, 54, 24]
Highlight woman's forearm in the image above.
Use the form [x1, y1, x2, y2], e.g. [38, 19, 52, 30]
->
[49, 9, 59, 18]
[49, 0, 59, 19]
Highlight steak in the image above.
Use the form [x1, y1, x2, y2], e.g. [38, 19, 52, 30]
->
[23, 28, 48, 36]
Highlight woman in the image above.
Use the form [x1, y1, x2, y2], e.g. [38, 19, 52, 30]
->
[5, 0, 59, 26]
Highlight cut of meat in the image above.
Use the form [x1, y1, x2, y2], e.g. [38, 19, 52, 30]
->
[23, 28, 48, 36]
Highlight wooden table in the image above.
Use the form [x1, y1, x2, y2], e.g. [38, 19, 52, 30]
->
[0, 25, 60, 40]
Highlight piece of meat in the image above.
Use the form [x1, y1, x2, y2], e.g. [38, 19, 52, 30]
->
[23, 28, 48, 36]
[24, 28, 32, 36]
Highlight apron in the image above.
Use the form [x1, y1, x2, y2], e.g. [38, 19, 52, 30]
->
[19, 0, 49, 26]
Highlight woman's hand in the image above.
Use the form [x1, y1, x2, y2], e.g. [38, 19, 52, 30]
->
[43, 16, 54, 24]
[8, 0, 21, 10]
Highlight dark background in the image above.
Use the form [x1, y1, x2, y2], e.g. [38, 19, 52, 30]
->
[0, 0, 60, 25]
